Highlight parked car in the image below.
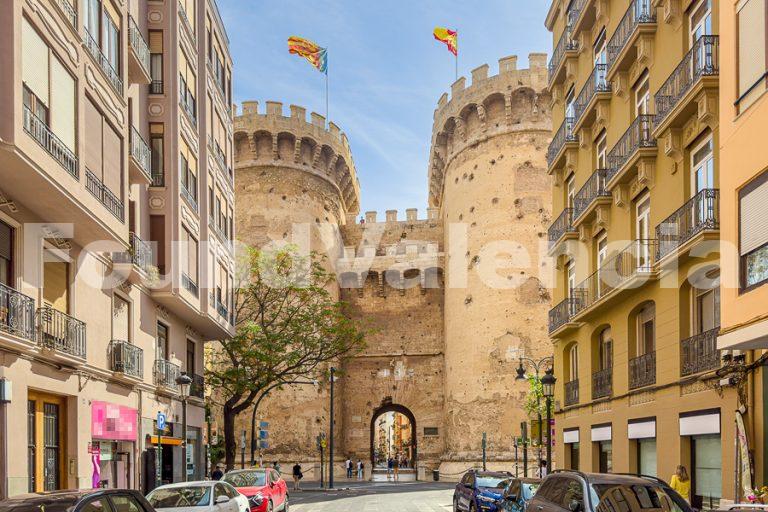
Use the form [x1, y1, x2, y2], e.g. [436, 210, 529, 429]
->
[0, 489, 154, 512]
[146, 481, 250, 512]
[222, 468, 288, 512]
[526, 471, 694, 512]
[453, 470, 514, 512]
[496, 477, 541, 512]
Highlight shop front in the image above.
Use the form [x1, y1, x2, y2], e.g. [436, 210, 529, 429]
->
[90, 401, 138, 489]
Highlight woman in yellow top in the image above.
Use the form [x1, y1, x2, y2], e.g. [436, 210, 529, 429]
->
[670, 465, 691, 503]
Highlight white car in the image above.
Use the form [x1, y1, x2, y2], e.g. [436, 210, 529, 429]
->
[146, 480, 251, 512]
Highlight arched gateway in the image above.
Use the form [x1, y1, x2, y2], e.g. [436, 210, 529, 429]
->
[370, 404, 417, 477]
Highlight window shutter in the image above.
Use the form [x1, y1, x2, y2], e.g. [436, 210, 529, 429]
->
[84, 98, 103, 177]
[738, 0, 766, 97]
[103, 0, 121, 31]
[50, 56, 75, 152]
[22, 20, 49, 105]
[740, 173, 768, 255]
[112, 295, 129, 341]
[102, 121, 123, 196]
[149, 30, 163, 53]
[0, 221, 12, 261]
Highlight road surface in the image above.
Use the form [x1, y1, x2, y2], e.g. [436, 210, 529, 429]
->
[289, 482, 455, 511]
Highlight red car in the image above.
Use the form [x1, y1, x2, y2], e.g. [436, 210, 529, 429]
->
[223, 468, 289, 512]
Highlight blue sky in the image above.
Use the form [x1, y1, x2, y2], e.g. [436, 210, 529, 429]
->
[219, 1, 551, 217]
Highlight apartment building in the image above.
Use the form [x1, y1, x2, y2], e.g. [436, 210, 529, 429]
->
[545, 0, 740, 505]
[717, 0, 768, 491]
[0, 0, 235, 497]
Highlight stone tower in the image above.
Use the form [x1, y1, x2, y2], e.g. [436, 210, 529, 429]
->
[428, 54, 554, 472]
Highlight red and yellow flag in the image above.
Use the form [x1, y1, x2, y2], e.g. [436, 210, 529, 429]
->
[288, 36, 328, 74]
[433, 27, 457, 56]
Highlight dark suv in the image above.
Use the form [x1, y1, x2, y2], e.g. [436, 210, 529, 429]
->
[453, 470, 514, 512]
[526, 471, 695, 512]
[0, 489, 155, 512]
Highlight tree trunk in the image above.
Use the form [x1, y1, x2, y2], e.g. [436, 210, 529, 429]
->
[223, 404, 238, 470]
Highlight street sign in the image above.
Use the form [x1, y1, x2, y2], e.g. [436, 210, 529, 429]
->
[259, 421, 269, 428]
[157, 412, 167, 431]
[259, 440, 269, 449]
[239, 431, 246, 450]
[259, 430, 268, 439]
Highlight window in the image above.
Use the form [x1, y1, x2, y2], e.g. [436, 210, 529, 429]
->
[594, 28, 607, 66]
[179, 0, 196, 32]
[569, 344, 579, 381]
[596, 234, 608, 296]
[150, 123, 164, 185]
[566, 174, 575, 209]
[149, 30, 164, 93]
[208, 178, 215, 222]
[737, 0, 767, 111]
[599, 441, 612, 473]
[156, 322, 168, 360]
[692, 137, 714, 195]
[109, 495, 143, 512]
[596, 130, 607, 169]
[692, 434, 721, 507]
[599, 327, 613, 370]
[181, 226, 198, 286]
[85, 97, 123, 198]
[112, 295, 130, 341]
[85, 0, 121, 72]
[186, 339, 195, 373]
[566, 260, 576, 298]
[180, 138, 198, 205]
[569, 443, 580, 470]
[179, 49, 197, 120]
[637, 303, 656, 356]
[0, 220, 13, 286]
[150, 215, 166, 274]
[565, 86, 576, 119]
[694, 285, 720, 334]
[634, 72, 651, 116]
[559, 478, 584, 510]
[638, 438, 657, 476]
[689, 0, 712, 43]
[636, 194, 651, 268]
[739, 170, 768, 290]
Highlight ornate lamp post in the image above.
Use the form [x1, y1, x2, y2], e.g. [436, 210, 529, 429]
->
[175, 372, 193, 482]
[329, 367, 336, 489]
[541, 367, 556, 474]
[515, 355, 553, 471]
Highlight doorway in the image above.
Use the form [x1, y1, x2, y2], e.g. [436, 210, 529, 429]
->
[370, 404, 417, 473]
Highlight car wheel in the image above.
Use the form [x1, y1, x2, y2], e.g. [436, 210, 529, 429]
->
[453, 497, 460, 512]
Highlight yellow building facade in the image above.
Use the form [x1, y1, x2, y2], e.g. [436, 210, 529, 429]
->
[545, 0, 749, 506]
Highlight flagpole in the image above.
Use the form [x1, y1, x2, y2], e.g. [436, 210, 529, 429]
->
[325, 71, 329, 126]
[455, 31, 458, 81]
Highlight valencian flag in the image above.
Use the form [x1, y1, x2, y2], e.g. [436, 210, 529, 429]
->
[433, 27, 458, 56]
[288, 36, 328, 74]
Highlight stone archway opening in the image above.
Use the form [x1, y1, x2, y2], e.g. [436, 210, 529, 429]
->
[370, 404, 417, 480]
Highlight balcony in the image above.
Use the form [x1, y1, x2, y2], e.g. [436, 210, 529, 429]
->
[150, 80, 164, 95]
[109, 340, 144, 380]
[572, 64, 611, 132]
[681, 328, 720, 376]
[548, 21, 579, 87]
[83, 30, 123, 95]
[656, 189, 719, 264]
[178, 1, 196, 41]
[182, 273, 199, 297]
[180, 94, 197, 126]
[606, 0, 656, 79]
[571, 239, 658, 319]
[114, 232, 155, 279]
[151, 170, 165, 187]
[54, 0, 77, 28]
[568, 0, 593, 37]
[22, 105, 78, 179]
[130, 126, 152, 183]
[564, 379, 579, 406]
[191, 373, 205, 399]
[605, 114, 656, 189]
[209, 291, 230, 320]
[572, 168, 611, 226]
[0, 282, 36, 342]
[181, 183, 198, 212]
[208, 136, 228, 176]
[548, 297, 580, 336]
[36, 306, 86, 360]
[592, 368, 612, 399]
[86, 168, 124, 221]
[547, 117, 578, 172]
[154, 359, 180, 390]
[548, 208, 577, 253]
[654, 35, 719, 136]
[128, 15, 151, 84]
[629, 351, 656, 389]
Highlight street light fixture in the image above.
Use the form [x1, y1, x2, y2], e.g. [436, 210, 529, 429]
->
[541, 367, 556, 474]
[175, 372, 193, 482]
[514, 355, 553, 472]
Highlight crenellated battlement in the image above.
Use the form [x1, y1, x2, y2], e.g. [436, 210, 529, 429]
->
[427, 53, 552, 208]
[341, 207, 441, 226]
[234, 100, 361, 214]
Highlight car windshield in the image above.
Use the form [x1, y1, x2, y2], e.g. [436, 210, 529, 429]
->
[147, 486, 212, 508]
[523, 483, 540, 499]
[223, 471, 267, 488]
[477, 476, 512, 489]
[591, 483, 690, 512]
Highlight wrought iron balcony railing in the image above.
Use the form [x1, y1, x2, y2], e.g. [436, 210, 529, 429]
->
[150, 80, 164, 95]
[681, 327, 720, 376]
[548, 208, 576, 250]
[22, 106, 78, 178]
[129, 15, 151, 77]
[655, 35, 719, 128]
[178, 1, 196, 40]
[55, 0, 77, 27]
[154, 359, 180, 389]
[86, 168, 124, 221]
[114, 232, 154, 274]
[606, 114, 656, 182]
[182, 273, 199, 297]
[109, 340, 144, 379]
[656, 189, 719, 261]
[36, 306, 86, 359]
[547, 117, 577, 167]
[592, 368, 612, 399]
[548, 297, 580, 334]
[565, 379, 579, 406]
[209, 291, 231, 319]
[181, 183, 198, 212]
[151, 170, 164, 187]
[572, 239, 658, 316]
[573, 64, 610, 125]
[191, 373, 205, 399]
[84, 30, 123, 95]
[0, 282, 36, 341]
[130, 126, 152, 180]
[572, 168, 611, 220]
[548, 25, 579, 82]
[606, 0, 656, 71]
[629, 351, 656, 389]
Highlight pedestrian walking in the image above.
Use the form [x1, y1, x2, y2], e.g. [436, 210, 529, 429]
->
[211, 463, 224, 481]
[387, 457, 394, 480]
[292, 462, 303, 491]
[670, 465, 691, 503]
[273, 461, 281, 474]
[393, 455, 400, 482]
[537, 460, 548, 478]
[346, 457, 353, 479]
[357, 459, 364, 480]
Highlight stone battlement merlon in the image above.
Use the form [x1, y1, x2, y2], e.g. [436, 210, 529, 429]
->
[341, 207, 441, 226]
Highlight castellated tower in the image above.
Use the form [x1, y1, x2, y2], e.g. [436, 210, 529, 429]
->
[428, 54, 554, 472]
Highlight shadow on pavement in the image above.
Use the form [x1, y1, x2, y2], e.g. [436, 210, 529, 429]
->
[289, 481, 456, 505]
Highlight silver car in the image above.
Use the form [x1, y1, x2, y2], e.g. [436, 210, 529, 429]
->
[146, 481, 250, 512]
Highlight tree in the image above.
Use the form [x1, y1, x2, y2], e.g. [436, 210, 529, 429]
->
[206, 246, 367, 469]
[523, 375, 554, 443]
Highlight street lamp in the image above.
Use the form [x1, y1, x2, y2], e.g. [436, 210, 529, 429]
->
[514, 355, 553, 472]
[329, 367, 336, 489]
[175, 372, 193, 482]
[541, 368, 556, 474]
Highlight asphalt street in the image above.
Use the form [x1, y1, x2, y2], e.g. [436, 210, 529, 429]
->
[289, 482, 456, 511]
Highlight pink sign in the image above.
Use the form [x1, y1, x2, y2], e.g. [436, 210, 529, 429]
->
[91, 401, 137, 441]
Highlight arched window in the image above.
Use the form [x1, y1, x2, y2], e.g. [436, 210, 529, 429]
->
[569, 344, 579, 381]
[599, 327, 613, 370]
[636, 302, 656, 356]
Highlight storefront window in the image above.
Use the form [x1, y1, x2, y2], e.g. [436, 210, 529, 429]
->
[692, 434, 721, 508]
[638, 439, 657, 476]
[599, 441, 612, 473]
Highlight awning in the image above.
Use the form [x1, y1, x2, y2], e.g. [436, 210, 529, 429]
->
[628, 418, 656, 439]
[591, 424, 611, 442]
[148, 436, 183, 446]
[563, 429, 579, 444]
[680, 410, 720, 436]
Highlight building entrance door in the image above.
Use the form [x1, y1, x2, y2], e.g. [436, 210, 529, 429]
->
[27, 391, 66, 492]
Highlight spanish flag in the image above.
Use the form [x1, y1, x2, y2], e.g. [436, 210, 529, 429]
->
[433, 27, 458, 56]
[288, 36, 328, 74]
